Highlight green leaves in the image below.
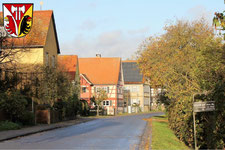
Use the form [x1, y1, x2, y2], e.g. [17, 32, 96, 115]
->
[0, 90, 27, 122]
[36, 66, 75, 107]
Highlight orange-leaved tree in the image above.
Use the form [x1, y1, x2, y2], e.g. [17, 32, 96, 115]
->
[137, 19, 225, 148]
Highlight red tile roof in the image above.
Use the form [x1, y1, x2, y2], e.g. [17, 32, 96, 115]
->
[79, 57, 121, 85]
[58, 55, 78, 72]
[0, 10, 60, 53]
[58, 55, 78, 80]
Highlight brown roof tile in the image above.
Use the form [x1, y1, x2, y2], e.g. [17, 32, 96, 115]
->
[58, 55, 78, 72]
[79, 57, 121, 85]
[58, 55, 78, 81]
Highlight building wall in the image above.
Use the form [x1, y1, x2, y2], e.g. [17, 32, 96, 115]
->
[143, 84, 150, 112]
[124, 84, 151, 112]
[44, 17, 58, 67]
[3, 18, 58, 67]
[117, 63, 124, 113]
[90, 85, 123, 114]
[80, 76, 92, 104]
[4, 48, 44, 65]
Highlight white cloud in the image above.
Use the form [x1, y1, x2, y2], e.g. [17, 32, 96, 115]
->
[60, 28, 150, 59]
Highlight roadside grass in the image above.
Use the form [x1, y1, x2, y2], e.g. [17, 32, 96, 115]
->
[0, 121, 21, 131]
[152, 115, 189, 149]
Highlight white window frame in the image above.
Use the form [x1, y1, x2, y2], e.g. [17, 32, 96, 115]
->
[82, 87, 87, 93]
[103, 100, 110, 106]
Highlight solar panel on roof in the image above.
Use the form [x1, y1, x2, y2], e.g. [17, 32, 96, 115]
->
[122, 62, 143, 83]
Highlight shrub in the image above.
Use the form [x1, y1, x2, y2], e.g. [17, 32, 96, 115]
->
[19, 111, 35, 126]
[0, 121, 21, 131]
[0, 91, 27, 122]
[36, 104, 51, 110]
[80, 100, 90, 116]
[64, 94, 80, 119]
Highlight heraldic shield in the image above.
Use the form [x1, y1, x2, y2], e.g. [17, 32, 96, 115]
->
[3, 3, 33, 37]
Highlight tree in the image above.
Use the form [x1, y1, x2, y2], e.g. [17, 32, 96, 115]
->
[92, 89, 108, 116]
[34, 66, 74, 107]
[137, 19, 225, 148]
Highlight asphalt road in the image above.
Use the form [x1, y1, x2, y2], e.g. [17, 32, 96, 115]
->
[0, 112, 163, 149]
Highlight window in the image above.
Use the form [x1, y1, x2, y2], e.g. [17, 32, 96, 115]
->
[102, 87, 109, 93]
[82, 87, 87, 93]
[131, 86, 139, 92]
[96, 87, 101, 92]
[52, 55, 55, 67]
[95, 87, 109, 93]
[45, 52, 49, 66]
[118, 87, 122, 94]
[131, 99, 140, 105]
[103, 100, 110, 106]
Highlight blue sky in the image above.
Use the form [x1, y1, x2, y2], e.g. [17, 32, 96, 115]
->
[1, 0, 225, 59]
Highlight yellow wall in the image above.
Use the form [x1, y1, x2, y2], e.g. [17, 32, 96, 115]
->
[124, 84, 144, 111]
[2, 47, 44, 65]
[3, 16, 59, 67]
[14, 48, 44, 64]
[44, 17, 58, 67]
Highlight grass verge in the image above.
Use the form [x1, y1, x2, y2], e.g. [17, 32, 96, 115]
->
[0, 121, 21, 131]
[152, 115, 189, 149]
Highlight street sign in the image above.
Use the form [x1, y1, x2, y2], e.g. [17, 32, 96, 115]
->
[193, 101, 215, 113]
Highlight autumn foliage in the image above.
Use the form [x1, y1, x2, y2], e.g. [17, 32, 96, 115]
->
[137, 19, 225, 148]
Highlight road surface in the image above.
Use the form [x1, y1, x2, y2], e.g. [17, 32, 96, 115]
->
[0, 112, 163, 149]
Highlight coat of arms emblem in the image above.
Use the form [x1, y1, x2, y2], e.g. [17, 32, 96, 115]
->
[3, 3, 33, 37]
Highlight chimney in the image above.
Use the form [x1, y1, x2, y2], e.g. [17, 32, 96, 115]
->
[96, 54, 101, 58]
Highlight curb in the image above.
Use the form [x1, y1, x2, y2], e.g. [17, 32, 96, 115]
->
[0, 118, 96, 142]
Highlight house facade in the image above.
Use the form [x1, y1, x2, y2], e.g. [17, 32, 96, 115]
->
[0, 10, 60, 67]
[79, 56, 124, 115]
[122, 60, 151, 112]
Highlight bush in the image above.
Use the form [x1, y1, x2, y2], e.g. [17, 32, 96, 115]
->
[0, 121, 21, 131]
[64, 94, 80, 119]
[36, 104, 51, 110]
[80, 100, 90, 116]
[19, 111, 35, 126]
[0, 91, 27, 122]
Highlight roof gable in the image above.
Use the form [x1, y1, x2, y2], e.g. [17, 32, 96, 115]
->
[80, 74, 93, 85]
[79, 57, 121, 85]
[58, 55, 78, 81]
[0, 10, 60, 53]
[122, 61, 144, 84]
[58, 55, 78, 72]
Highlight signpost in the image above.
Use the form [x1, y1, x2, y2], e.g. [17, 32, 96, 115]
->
[193, 101, 215, 113]
[193, 98, 215, 150]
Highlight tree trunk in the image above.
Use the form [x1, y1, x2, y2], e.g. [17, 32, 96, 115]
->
[97, 105, 99, 116]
